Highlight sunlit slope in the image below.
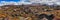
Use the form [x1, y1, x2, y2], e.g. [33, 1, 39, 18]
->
[0, 5, 60, 20]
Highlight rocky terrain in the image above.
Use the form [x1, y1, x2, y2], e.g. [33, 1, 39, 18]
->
[0, 4, 60, 20]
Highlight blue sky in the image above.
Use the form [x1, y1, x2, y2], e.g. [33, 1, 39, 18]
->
[0, 0, 30, 2]
[0, 0, 32, 6]
[0, 0, 21, 2]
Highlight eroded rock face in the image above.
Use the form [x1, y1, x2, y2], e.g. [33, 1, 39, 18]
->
[41, 17, 48, 20]
[38, 14, 54, 20]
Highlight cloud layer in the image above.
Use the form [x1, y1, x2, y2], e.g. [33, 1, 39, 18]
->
[29, 0, 60, 5]
[0, 0, 60, 6]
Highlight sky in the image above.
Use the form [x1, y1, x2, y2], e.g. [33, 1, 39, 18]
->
[0, 0, 60, 6]
[0, 0, 20, 2]
[0, 0, 32, 6]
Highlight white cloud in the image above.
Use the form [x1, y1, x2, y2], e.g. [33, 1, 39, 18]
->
[29, 0, 60, 5]
[45, 2, 54, 5]
[0, 0, 32, 6]
[55, 2, 60, 5]
[0, 4, 4, 6]
[29, 0, 57, 3]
